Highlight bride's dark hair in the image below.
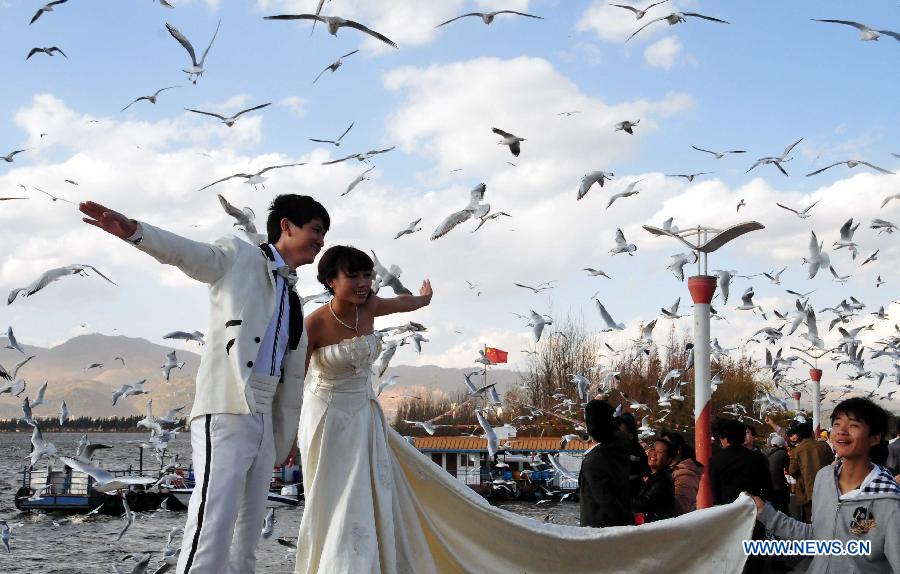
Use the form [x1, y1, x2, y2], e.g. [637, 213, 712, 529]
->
[317, 245, 374, 295]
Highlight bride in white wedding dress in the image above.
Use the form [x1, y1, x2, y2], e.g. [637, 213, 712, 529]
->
[296, 246, 757, 574]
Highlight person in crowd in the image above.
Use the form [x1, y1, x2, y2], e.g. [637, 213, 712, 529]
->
[615, 412, 650, 500]
[766, 433, 791, 514]
[578, 400, 633, 527]
[633, 438, 678, 523]
[660, 430, 703, 515]
[750, 398, 900, 574]
[790, 421, 835, 522]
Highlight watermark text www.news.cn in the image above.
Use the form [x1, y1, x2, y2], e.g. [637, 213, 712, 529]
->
[742, 539, 871, 556]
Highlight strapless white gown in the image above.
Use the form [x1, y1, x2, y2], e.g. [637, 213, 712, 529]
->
[295, 334, 756, 574]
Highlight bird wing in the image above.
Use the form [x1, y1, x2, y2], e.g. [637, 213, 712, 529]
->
[336, 122, 354, 142]
[435, 13, 483, 28]
[198, 173, 251, 191]
[683, 12, 730, 24]
[614, 228, 627, 246]
[59, 456, 115, 483]
[308, 138, 336, 144]
[166, 23, 197, 66]
[312, 65, 330, 84]
[11, 356, 35, 380]
[877, 30, 900, 41]
[217, 194, 246, 222]
[812, 19, 868, 32]
[801, 199, 822, 213]
[120, 97, 148, 112]
[626, 15, 667, 42]
[257, 162, 305, 175]
[857, 161, 893, 174]
[340, 19, 399, 48]
[322, 153, 357, 165]
[611, 4, 640, 14]
[431, 209, 473, 240]
[231, 102, 272, 119]
[76, 265, 117, 286]
[805, 162, 842, 177]
[468, 183, 487, 207]
[495, 11, 544, 19]
[491, 127, 515, 138]
[185, 108, 227, 121]
[690, 145, 717, 155]
[340, 49, 360, 59]
[153, 85, 181, 97]
[199, 19, 221, 66]
[596, 301, 617, 328]
[779, 137, 803, 159]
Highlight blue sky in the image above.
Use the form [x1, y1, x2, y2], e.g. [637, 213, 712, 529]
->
[1, 0, 898, 411]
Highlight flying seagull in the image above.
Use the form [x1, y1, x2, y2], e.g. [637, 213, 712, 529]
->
[185, 102, 271, 127]
[309, 122, 354, 147]
[30, 1, 67, 25]
[120, 86, 181, 112]
[667, 172, 711, 182]
[34, 187, 75, 205]
[627, 11, 729, 42]
[394, 219, 422, 239]
[492, 128, 525, 157]
[776, 198, 820, 219]
[747, 138, 803, 176]
[431, 183, 488, 240]
[1, 150, 27, 162]
[8, 264, 116, 305]
[264, 14, 398, 49]
[805, 160, 893, 177]
[217, 194, 263, 242]
[691, 145, 746, 159]
[165, 20, 221, 83]
[577, 171, 614, 200]
[611, 1, 670, 20]
[803, 231, 830, 279]
[811, 19, 900, 42]
[322, 147, 395, 165]
[197, 163, 305, 191]
[313, 50, 359, 84]
[26, 47, 67, 60]
[343, 166, 375, 196]
[436, 11, 543, 28]
[596, 300, 626, 331]
[614, 120, 640, 135]
[609, 228, 637, 256]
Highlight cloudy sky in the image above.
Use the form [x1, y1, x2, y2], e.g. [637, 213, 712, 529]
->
[1, 0, 898, 407]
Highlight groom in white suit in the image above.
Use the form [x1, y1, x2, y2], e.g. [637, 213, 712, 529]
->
[79, 195, 329, 573]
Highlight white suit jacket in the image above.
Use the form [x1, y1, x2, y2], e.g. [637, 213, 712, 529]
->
[131, 221, 306, 462]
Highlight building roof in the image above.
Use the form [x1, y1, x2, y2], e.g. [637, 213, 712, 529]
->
[412, 436, 591, 453]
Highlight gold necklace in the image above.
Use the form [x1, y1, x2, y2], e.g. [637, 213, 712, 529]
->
[329, 300, 359, 333]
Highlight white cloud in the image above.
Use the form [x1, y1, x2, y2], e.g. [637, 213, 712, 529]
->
[279, 96, 308, 118]
[575, 0, 700, 44]
[644, 35, 682, 70]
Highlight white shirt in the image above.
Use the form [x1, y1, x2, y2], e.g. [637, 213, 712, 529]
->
[838, 463, 879, 501]
[252, 245, 291, 377]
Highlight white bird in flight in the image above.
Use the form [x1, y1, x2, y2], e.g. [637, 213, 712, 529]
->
[811, 19, 900, 42]
[595, 300, 626, 331]
[312, 50, 359, 84]
[578, 171, 614, 200]
[776, 198, 820, 219]
[394, 219, 422, 239]
[161, 351, 186, 381]
[606, 178, 644, 209]
[627, 11, 730, 42]
[185, 102, 271, 127]
[803, 231, 830, 279]
[431, 183, 488, 240]
[492, 128, 525, 157]
[309, 122, 354, 147]
[30, 1, 68, 25]
[690, 145, 746, 159]
[614, 119, 640, 134]
[165, 20, 221, 83]
[217, 195, 263, 243]
[436, 10, 544, 28]
[343, 166, 375, 196]
[805, 160, 893, 177]
[197, 163, 305, 192]
[747, 137, 803, 176]
[59, 457, 156, 493]
[8, 264, 116, 305]
[264, 14, 398, 49]
[609, 228, 637, 256]
[120, 86, 181, 112]
[611, 1, 669, 20]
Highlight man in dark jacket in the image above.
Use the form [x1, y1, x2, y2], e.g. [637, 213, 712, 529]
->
[633, 438, 678, 522]
[766, 433, 791, 514]
[709, 418, 773, 574]
[885, 420, 900, 476]
[579, 400, 633, 527]
[789, 421, 834, 522]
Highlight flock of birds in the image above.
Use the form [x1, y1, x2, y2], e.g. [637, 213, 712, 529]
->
[2, 0, 900, 568]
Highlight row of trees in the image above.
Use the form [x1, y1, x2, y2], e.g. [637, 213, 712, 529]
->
[392, 314, 783, 445]
[0, 415, 186, 432]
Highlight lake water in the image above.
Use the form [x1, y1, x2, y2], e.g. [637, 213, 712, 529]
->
[0, 432, 579, 573]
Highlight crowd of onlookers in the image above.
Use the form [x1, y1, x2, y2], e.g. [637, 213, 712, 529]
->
[578, 397, 900, 573]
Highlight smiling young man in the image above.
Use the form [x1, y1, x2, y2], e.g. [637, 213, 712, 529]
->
[750, 398, 900, 573]
[79, 194, 329, 574]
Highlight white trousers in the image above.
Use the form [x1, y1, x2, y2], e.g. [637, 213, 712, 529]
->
[176, 411, 276, 574]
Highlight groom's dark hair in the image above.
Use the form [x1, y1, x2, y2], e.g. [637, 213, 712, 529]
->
[267, 194, 330, 243]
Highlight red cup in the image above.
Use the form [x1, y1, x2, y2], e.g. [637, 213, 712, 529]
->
[634, 512, 645, 525]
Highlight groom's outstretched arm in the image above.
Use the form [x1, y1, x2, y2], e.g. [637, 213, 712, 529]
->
[80, 200, 237, 284]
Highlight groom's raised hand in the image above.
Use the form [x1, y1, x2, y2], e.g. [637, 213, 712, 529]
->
[79, 201, 138, 239]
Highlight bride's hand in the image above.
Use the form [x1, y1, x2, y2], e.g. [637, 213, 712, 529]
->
[420, 279, 433, 304]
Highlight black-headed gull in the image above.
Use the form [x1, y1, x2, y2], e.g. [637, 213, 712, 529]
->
[667, 172, 710, 182]
[2, 149, 27, 162]
[59, 457, 156, 492]
[578, 171, 614, 200]
[393, 219, 422, 239]
[870, 219, 897, 234]
[197, 163, 305, 191]
[832, 218, 860, 259]
[776, 198, 820, 219]
[322, 147, 395, 165]
[264, 14, 398, 48]
[165, 20, 221, 83]
[8, 264, 116, 305]
[3, 326, 26, 354]
[309, 122, 354, 147]
[343, 166, 375, 196]
[163, 330, 205, 344]
[30, 1, 67, 25]
[26, 47, 66, 59]
[431, 183, 487, 240]
[217, 194, 264, 243]
[437, 10, 543, 28]
[526, 310, 552, 342]
[583, 268, 611, 279]
[371, 252, 411, 296]
[111, 380, 147, 406]
[763, 267, 787, 285]
[627, 11, 729, 42]
[811, 19, 899, 42]
[611, 1, 669, 20]
[313, 50, 359, 84]
[595, 300, 625, 331]
[747, 137, 803, 177]
[614, 119, 640, 134]
[185, 102, 271, 127]
[161, 351, 185, 381]
[606, 178, 643, 209]
[690, 145, 746, 159]
[609, 228, 637, 255]
[666, 252, 697, 281]
[492, 128, 524, 157]
[806, 160, 893, 177]
[121, 86, 181, 111]
[803, 231, 830, 279]
[29, 425, 56, 467]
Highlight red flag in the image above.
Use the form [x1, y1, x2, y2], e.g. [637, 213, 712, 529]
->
[484, 347, 508, 364]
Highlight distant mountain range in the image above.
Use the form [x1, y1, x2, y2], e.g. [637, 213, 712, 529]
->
[0, 334, 523, 421]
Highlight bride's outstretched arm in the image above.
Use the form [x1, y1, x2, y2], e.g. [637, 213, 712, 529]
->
[373, 279, 432, 317]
